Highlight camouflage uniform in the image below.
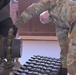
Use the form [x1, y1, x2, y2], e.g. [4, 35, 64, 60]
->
[15, 0, 76, 75]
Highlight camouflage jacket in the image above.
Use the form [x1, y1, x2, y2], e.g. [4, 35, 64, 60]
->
[15, 0, 76, 28]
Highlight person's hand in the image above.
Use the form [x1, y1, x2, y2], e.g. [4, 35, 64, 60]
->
[40, 11, 50, 24]
[0, 24, 18, 37]
[9, 25, 18, 37]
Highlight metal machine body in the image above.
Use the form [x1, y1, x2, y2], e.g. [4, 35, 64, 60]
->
[0, 0, 22, 75]
[0, 0, 11, 22]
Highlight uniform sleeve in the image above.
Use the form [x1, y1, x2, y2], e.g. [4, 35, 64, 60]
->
[15, 0, 56, 28]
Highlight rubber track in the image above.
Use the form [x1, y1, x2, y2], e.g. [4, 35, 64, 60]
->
[14, 55, 61, 75]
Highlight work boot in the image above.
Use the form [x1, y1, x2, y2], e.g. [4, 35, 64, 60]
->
[59, 68, 67, 75]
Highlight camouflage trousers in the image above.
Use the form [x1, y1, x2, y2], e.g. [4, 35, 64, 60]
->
[67, 24, 76, 75]
[56, 25, 69, 68]
[56, 24, 76, 75]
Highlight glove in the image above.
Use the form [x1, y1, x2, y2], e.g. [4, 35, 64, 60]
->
[9, 25, 18, 37]
[0, 24, 18, 37]
[40, 11, 50, 24]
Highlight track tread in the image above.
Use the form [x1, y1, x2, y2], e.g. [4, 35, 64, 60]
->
[14, 55, 61, 75]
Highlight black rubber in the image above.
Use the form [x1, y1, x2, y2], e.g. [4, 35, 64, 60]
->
[13, 55, 61, 75]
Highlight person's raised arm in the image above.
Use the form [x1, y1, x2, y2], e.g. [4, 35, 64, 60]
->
[15, 0, 56, 28]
